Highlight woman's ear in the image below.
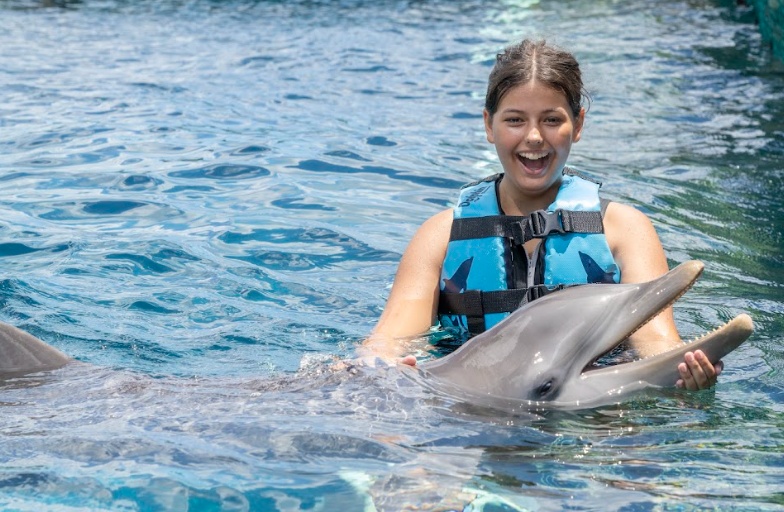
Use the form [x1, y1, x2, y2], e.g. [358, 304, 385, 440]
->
[483, 109, 495, 144]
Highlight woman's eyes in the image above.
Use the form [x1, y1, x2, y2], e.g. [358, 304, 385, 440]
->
[504, 116, 564, 125]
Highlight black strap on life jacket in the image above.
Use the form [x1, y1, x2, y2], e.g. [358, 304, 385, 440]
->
[448, 208, 604, 245]
[438, 284, 569, 334]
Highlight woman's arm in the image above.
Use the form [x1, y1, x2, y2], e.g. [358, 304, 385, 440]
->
[604, 202, 721, 390]
[358, 208, 453, 365]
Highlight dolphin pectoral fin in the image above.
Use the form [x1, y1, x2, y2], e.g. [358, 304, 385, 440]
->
[0, 321, 72, 378]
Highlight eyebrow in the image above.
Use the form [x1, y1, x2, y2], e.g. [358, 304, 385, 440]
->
[500, 107, 564, 115]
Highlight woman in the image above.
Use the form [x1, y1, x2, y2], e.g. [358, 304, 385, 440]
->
[360, 39, 720, 391]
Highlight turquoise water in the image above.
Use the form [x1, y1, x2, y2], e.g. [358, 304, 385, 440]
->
[1, 0, 782, 510]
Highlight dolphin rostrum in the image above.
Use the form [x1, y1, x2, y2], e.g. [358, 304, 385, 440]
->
[418, 260, 753, 409]
[0, 261, 753, 411]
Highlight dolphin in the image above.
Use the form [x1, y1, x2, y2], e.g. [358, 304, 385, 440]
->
[0, 261, 753, 412]
[418, 260, 753, 410]
[0, 321, 71, 378]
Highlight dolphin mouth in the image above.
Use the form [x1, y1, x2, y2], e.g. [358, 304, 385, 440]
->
[570, 260, 753, 408]
[579, 260, 705, 376]
[561, 312, 754, 411]
[581, 314, 736, 377]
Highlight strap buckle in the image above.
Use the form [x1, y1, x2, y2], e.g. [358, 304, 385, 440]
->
[509, 209, 566, 246]
[528, 209, 565, 238]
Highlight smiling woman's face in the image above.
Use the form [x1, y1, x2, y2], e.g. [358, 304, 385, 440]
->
[484, 80, 584, 203]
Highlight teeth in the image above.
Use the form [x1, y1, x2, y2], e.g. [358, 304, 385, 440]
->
[687, 320, 729, 344]
[518, 151, 548, 160]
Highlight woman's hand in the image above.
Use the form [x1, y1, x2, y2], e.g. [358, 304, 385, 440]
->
[677, 351, 723, 390]
[356, 335, 421, 367]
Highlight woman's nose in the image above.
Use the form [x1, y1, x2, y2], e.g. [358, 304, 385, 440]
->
[526, 127, 543, 144]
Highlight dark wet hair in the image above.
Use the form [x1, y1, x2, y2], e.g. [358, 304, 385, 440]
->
[485, 39, 589, 119]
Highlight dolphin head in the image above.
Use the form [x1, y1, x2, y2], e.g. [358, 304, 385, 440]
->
[419, 261, 753, 409]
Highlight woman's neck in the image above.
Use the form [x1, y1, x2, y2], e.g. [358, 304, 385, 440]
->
[497, 176, 562, 216]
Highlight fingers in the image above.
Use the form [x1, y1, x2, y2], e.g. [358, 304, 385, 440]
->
[678, 361, 695, 390]
[714, 359, 724, 377]
[693, 350, 719, 388]
[677, 351, 720, 390]
[399, 355, 417, 366]
[675, 370, 686, 389]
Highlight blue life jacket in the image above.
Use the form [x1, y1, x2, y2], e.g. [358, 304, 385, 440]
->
[438, 168, 620, 338]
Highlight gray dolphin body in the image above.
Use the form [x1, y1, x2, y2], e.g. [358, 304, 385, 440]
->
[0, 322, 71, 378]
[0, 261, 753, 410]
[419, 260, 753, 409]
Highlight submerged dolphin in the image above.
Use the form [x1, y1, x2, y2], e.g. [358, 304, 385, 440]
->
[418, 260, 753, 409]
[0, 261, 753, 411]
[0, 322, 71, 378]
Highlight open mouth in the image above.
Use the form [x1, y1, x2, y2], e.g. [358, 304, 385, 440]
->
[582, 264, 704, 374]
[517, 151, 551, 174]
[579, 261, 751, 379]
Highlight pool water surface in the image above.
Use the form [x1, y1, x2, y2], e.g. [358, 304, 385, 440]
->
[0, 0, 782, 510]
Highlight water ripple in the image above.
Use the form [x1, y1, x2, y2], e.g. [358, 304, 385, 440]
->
[293, 158, 464, 189]
[169, 164, 271, 181]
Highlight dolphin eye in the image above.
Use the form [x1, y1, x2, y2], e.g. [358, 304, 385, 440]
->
[538, 380, 554, 397]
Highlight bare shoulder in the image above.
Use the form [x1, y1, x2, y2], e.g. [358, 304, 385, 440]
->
[603, 201, 660, 246]
[392, 208, 454, 280]
[604, 201, 654, 230]
[422, 208, 454, 231]
[603, 201, 669, 283]
[408, 208, 453, 251]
